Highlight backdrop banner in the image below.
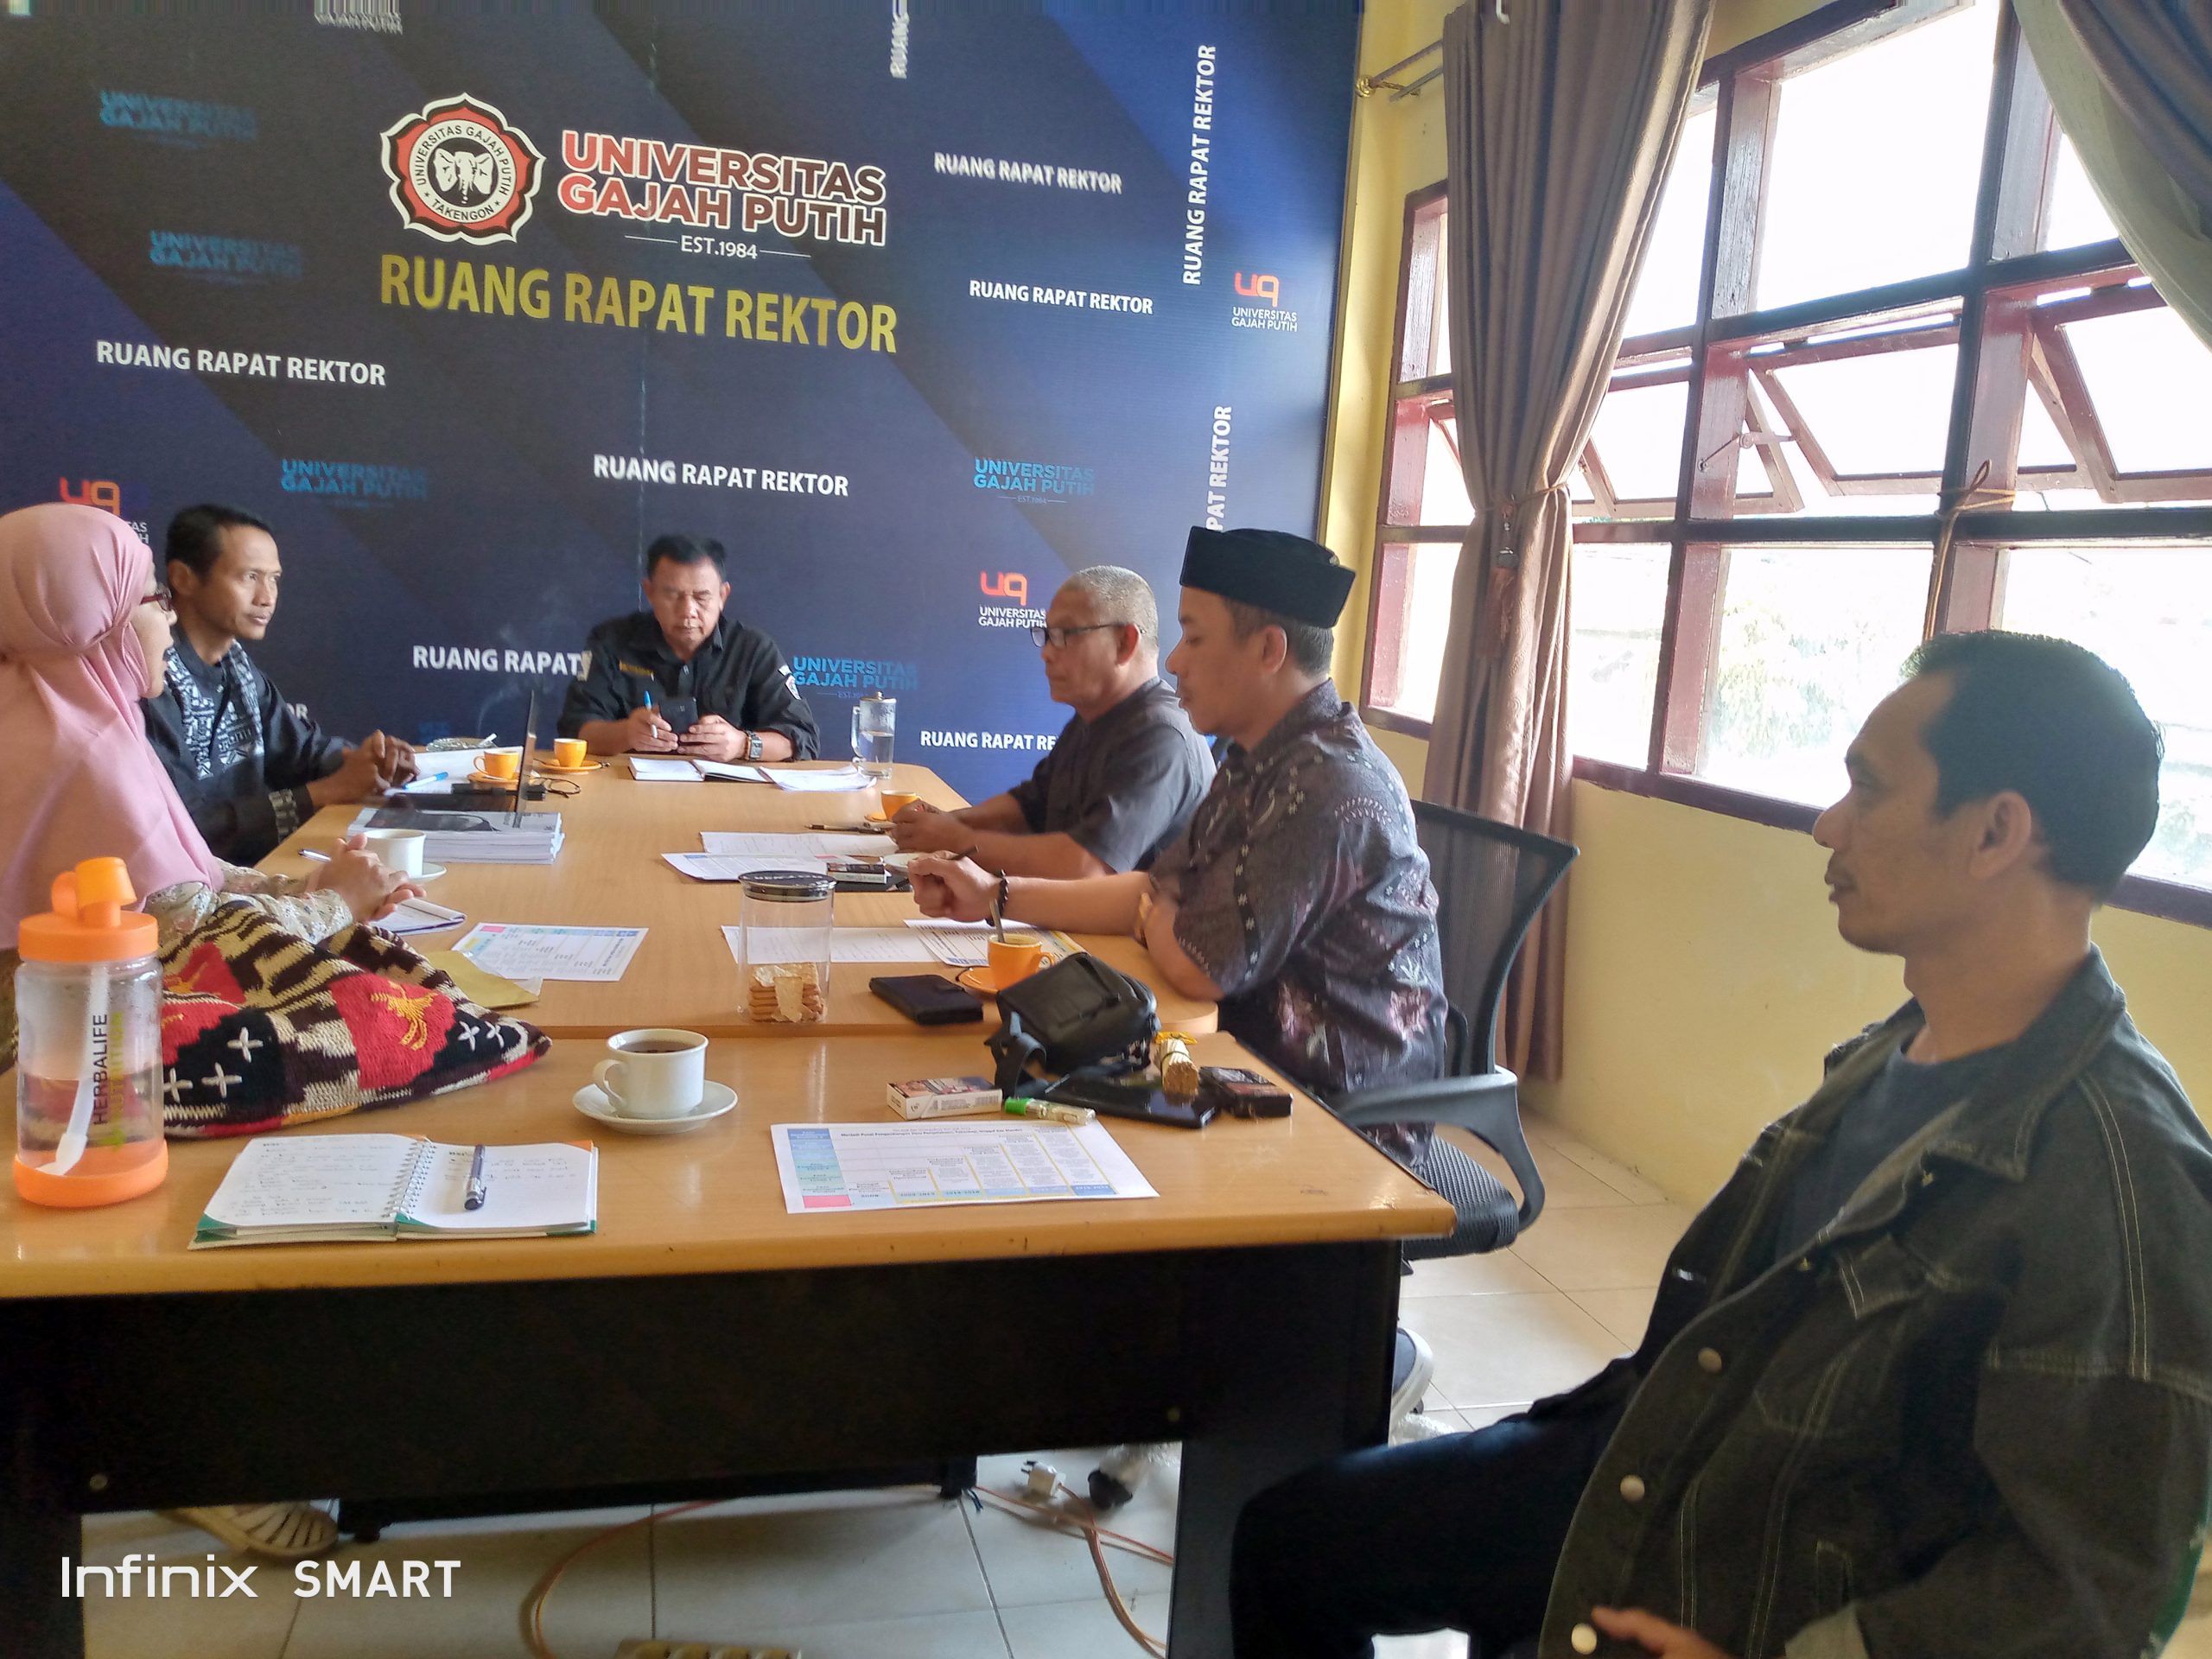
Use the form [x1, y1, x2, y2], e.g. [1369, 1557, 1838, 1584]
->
[0, 3, 1354, 799]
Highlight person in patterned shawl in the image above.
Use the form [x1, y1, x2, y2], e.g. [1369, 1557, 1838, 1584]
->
[908, 525, 1448, 1157]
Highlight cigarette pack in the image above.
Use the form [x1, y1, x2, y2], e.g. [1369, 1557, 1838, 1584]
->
[886, 1075, 1003, 1119]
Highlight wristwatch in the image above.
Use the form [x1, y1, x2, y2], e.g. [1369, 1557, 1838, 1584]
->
[745, 730, 766, 761]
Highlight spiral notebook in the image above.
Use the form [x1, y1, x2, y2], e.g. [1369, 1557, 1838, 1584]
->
[192, 1133, 598, 1248]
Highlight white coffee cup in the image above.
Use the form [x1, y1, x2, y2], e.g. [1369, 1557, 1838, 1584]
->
[594, 1028, 708, 1119]
[361, 828, 427, 876]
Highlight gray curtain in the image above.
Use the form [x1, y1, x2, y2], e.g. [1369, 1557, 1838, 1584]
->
[2015, 0, 2212, 347]
[1421, 0, 1712, 1079]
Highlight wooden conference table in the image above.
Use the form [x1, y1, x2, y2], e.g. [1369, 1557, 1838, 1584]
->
[0, 763, 1450, 1658]
[259, 760, 1219, 1038]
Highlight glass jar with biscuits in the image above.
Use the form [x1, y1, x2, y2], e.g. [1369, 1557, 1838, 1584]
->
[737, 870, 835, 1024]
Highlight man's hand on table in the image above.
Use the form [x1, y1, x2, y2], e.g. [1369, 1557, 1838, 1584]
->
[624, 704, 679, 753]
[359, 730, 416, 786]
[677, 714, 750, 762]
[887, 802, 974, 855]
[308, 742, 397, 807]
[908, 854, 996, 922]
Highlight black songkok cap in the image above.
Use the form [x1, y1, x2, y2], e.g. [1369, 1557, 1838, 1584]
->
[1179, 526, 1355, 628]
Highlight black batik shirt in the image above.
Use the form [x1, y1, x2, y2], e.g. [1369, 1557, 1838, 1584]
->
[1007, 677, 1215, 873]
[557, 609, 819, 756]
[143, 642, 348, 865]
[1151, 680, 1447, 1136]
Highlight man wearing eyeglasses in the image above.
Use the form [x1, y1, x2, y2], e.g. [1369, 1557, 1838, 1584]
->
[887, 565, 1212, 877]
[561, 532, 818, 763]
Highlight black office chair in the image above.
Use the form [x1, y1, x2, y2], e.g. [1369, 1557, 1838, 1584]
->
[1330, 802, 1578, 1261]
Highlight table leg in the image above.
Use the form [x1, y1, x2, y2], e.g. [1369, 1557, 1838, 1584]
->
[0, 1503, 83, 1659]
[1167, 1241, 1402, 1656]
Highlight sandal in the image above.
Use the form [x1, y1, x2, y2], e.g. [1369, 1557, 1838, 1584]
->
[162, 1502, 338, 1558]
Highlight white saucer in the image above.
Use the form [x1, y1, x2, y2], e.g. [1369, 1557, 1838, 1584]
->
[410, 863, 448, 882]
[574, 1080, 736, 1135]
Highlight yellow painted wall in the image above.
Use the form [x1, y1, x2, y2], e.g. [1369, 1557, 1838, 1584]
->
[1325, 0, 2212, 1205]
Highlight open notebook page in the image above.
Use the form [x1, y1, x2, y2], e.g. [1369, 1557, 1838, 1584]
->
[399, 1141, 598, 1234]
[200, 1135, 419, 1232]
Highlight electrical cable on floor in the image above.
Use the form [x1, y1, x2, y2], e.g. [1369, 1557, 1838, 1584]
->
[969, 1480, 1174, 1656]
[519, 1498, 721, 1659]
[516, 1479, 1172, 1659]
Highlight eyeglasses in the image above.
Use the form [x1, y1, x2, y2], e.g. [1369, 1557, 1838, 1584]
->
[137, 590, 175, 617]
[1029, 622, 1127, 650]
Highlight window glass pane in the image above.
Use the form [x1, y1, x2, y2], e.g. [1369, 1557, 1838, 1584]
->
[1999, 547, 2212, 887]
[1569, 543, 1669, 765]
[1622, 107, 1716, 340]
[1430, 230, 1452, 377]
[1366, 541, 1460, 723]
[1421, 415, 1475, 525]
[1764, 339, 1957, 475]
[2043, 130, 2120, 251]
[1582, 378, 1689, 514]
[2062, 302, 2212, 474]
[1696, 545, 1932, 803]
[1755, 2, 1999, 310]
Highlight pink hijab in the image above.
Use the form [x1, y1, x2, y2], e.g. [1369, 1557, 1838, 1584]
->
[0, 503, 225, 950]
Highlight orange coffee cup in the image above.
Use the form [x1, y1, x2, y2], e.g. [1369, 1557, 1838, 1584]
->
[988, 936, 1045, 988]
[879, 790, 922, 818]
[553, 738, 587, 768]
[481, 750, 520, 779]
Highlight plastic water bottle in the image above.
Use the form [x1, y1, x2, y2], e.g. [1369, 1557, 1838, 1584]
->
[13, 857, 169, 1208]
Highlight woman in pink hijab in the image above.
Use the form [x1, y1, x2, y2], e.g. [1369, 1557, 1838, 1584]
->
[0, 503, 414, 984]
[0, 503, 419, 1558]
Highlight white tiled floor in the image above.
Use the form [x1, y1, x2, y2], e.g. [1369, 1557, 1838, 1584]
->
[71, 1112, 2212, 1657]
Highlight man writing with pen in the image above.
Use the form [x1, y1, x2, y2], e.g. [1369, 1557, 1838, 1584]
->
[560, 532, 819, 764]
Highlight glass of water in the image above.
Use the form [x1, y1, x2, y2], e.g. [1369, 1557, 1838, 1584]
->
[852, 694, 895, 778]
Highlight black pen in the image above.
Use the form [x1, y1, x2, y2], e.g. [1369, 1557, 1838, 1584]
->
[809, 823, 881, 833]
[464, 1144, 489, 1211]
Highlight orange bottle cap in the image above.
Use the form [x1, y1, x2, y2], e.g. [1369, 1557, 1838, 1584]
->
[16, 858, 158, 963]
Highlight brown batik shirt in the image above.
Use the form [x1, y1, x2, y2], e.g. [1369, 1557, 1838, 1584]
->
[1151, 680, 1446, 1162]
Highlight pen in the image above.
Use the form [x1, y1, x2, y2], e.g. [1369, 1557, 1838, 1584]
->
[1003, 1099, 1096, 1127]
[464, 1144, 489, 1211]
[809, 823, 881, 834]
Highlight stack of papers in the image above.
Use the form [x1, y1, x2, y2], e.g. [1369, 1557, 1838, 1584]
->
[719, 925, 938, 966]
[701, 830, 897, 858]
[351, 806, 564, 865]
[770, 1121, 1157, 1212]
[760, 765, 874, 792]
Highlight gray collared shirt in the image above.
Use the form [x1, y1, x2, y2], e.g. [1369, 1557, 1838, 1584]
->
[1006, 677, 1213, 872]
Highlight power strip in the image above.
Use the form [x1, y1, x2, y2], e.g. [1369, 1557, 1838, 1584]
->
[614, 1643, 799, 1659]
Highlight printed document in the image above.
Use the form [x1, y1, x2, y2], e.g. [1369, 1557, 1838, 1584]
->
[770, 1120, 1157, 1212]
[701, 831, 897, 859]
[456, 923, 646, 982]
[720, 925, 936, 966]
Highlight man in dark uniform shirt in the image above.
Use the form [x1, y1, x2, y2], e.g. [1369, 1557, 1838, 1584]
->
[559, 532, 818, 762]
[143, 504, 414, 864]
[887, 565, 1214, 877]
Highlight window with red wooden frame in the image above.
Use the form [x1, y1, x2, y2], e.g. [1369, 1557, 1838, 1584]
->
[1361, 0, 2212, 918]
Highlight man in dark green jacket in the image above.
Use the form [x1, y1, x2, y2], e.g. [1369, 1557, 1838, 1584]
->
[1233, 631, 2212, 1659]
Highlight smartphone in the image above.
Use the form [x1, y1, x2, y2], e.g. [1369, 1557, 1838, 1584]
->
[659, 695, 699, 736]
[870, 974, 984, 1025]
[1039, 1072, 1217, 1129]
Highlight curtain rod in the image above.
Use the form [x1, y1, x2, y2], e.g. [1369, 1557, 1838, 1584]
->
[1357, 39, 1440, 100]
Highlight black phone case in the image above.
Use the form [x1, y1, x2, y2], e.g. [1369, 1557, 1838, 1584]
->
[1037, 1073, 1218, 1129]
[869, 974, 984, 1025]
[660, 695, 699, 735]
